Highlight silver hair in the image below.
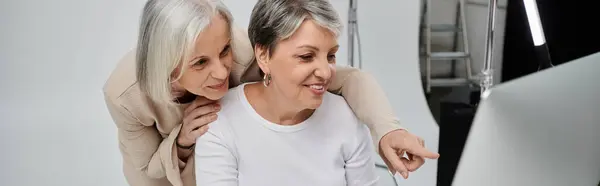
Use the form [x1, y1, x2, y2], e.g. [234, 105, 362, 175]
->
[136, 0, 234, 104]
[248, 0, 343, 57]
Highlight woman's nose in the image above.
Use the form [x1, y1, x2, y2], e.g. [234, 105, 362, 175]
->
[314, 59, 332, 80]
[211, 59, 229, 80]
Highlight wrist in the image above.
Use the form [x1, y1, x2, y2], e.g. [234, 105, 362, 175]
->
[379, 129, 407, 149]
[175, 131, 195, 149]
[176, 138, 195, 150]
[380, 129, 407, 143]
[176, 142, 194, 161]
[175, 136, 195, 160]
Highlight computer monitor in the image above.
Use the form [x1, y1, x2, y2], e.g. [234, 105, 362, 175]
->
[452, 52, 600, 186]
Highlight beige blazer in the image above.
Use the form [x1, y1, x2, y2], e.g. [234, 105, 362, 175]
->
[103, 25, 404, 186]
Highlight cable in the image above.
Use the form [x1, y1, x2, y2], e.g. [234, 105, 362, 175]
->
[375, 162, 400, 186]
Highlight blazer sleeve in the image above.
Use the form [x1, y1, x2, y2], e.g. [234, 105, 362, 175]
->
[104, 96, 192, 186]
[328, 65, 407, 151]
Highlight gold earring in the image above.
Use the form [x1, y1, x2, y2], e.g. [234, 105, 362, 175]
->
[263, 73, 272, 87]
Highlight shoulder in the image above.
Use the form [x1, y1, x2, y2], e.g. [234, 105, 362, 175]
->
[318, 93, 370, 151]
[211, 84, 246, 124]
[325, 92, 368, 132]
[218, 84, 245, 110]
[322, 92, 358, 120]
[103, 49, 139, 101]
[210, 84, 254, 130]
[316, 93, 363, 132]
[324, 93, 372, 153]
[103, 49, 157, 125]
[201, 106, 238, 146]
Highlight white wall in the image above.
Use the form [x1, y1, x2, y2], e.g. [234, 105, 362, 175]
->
[352, 0, 440, 185]
[0, 0, 144, 185]
[0, 0, 439, 185]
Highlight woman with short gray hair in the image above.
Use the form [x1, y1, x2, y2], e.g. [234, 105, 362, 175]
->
[193, 0, 380, 185]
[104, 0, 437, 185]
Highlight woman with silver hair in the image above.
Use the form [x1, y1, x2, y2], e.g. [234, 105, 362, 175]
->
[194, 0, 429, 185]
[103, 0, 438, 185]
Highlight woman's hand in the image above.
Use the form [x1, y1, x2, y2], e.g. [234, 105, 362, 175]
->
[379, 129, 440, 179]
[176, 97, 220, 160]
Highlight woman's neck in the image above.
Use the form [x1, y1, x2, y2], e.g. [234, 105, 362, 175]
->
[245, 83, 314, 125]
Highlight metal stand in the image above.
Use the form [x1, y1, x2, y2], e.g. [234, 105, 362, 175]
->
[348, 0, 361, 69]
[479, 0, 498, 98]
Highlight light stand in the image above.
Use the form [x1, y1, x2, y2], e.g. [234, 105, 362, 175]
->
[348, 0, 361, 68]
[480, 0, 553, 99]
[479, 0, 499, 99]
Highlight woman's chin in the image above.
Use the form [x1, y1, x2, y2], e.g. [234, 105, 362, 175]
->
[304, 99, 324, 109]
[192, 89, 227, 101]
[204, 93, 226, 101]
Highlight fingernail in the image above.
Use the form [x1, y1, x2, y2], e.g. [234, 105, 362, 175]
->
[394, 171, 406, 178]
[214, 104, 220, 110]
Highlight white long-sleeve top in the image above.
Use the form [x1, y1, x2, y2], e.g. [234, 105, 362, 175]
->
[194, 83, 378, 186]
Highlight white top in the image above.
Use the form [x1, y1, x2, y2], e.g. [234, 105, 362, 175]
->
[194, 83, 378, 186]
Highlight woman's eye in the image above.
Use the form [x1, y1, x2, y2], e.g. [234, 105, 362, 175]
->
[327, 54, 336, 62]
[220, 44, 231, 57]
[194, 58, 207, 66]
[299, 54, 314, 61]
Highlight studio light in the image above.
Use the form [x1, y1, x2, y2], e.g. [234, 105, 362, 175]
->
[522, 0, 554, 70]
[523, 0, 546, 46]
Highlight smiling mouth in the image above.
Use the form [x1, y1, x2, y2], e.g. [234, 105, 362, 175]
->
[304, 83, 327, 95]
[208, 81, 227, 89]
[305, 84, 324, 91]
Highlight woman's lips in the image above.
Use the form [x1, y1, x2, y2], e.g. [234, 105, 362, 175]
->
[304, 84, 326, 95]
[208, 80, 228, 91]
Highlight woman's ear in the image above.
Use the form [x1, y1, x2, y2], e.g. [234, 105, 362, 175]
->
[255, 44, 270, 74]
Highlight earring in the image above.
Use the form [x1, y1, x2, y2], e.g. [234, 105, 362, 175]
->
[263, 73, 272, 87]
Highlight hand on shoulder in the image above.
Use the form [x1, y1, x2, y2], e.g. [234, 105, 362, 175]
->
[176, 96, 220, 159]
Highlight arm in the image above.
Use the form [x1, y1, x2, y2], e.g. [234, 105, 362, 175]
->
[194, 121, 238, 186]
[104, 96, 192, 186]
[328, 66, 406, 150]
[345, 123, 379, 186]
[330, 67, 440, 178]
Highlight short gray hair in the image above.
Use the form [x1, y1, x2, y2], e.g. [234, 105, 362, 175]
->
[248, 0, 343, 57]
[136, 0, 234, 104]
